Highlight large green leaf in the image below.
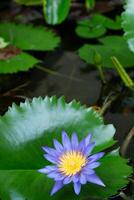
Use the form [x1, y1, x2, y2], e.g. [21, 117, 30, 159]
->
[76, 14, 121, 39]
[78, 36, 134, 68]
[122, 0, 134, 52]
[0, 23, 60, 51]
[15, 0, 42, 5]
[0, 149, 131, 200]
[0, 96, 132, 200]
[0, 52, 39, 73]
[43, 0, 71, 25]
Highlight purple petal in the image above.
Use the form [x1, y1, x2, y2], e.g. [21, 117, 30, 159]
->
[86, 162, 100, 169]
[73, 174, 79, 183]
[53, 139, 63, 152]
[73, 182, 81, 195]
[63, 176, 72, 184]
[89, 152, 105, 163]
[38, 166, 57, 174]
[71, 133, 79, 149]
[83, 142, 95, 156]
[45, 165, 57, 170]
[82, 167, 95, 175]
[85, 133, 92, 146]
[78, 139, 85, 152]
[87, 174, 105, 187]
[80, 173, 87, 184]
[62, 131, 71, 150]
[47, 172, 63, 181]
[79, 134, 92, 151]
[42, 146, 54, 153]
[50, 181, 63, 196]
[42, 146, 60, 157]
[44, 154, 57, 164]
[73, 174, 80, 183]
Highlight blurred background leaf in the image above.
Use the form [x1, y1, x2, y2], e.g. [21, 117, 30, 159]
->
[0, 52, 39, 74]
[0, 23, 60, 51]
[122, 0, 134, 52]
[43, 0, 71, 25]
[78, 36, 134, 68]
[76, 14, 121, 39]
[85, 0, 95, 9]
[0, 23, 60, 73]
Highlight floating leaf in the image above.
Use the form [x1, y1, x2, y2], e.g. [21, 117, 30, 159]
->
[78, 36, 134, 68]
[122, 0, 134, 52]
[105, 16, 121, 30]
[0, 23, 60, 51]
[15, 0, 42, 6]
[76, 14, 121, 39]
[0, 23, 60, 73]
[0, 96, 132, 200]
[43, 0, 71, 25]
[0, 52, 39, 73]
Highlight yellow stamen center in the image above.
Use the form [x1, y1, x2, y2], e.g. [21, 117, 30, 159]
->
[58, 151, 87, 176]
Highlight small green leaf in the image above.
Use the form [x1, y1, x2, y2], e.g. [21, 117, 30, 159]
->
[122, 0, 134, 52]
[0, 23, 60, 51]
[76, 14, 121, 39]
[78, 36, 134, 68]
[0, 52, 39, 73]
[105, 16, 122, 30]
[15, 0, 42, 6]
[0, 96, 132, 200]
[43, 0, 71, 25]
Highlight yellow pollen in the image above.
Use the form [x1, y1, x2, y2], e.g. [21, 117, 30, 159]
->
[58, 151, 87, 176]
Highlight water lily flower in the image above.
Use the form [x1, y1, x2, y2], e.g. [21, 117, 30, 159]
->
[38, 131, 105, 195]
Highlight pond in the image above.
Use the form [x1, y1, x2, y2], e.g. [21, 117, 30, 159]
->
[0, 0, 133, 200]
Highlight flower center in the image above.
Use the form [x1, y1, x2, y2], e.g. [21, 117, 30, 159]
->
[58, 151, 87, 176]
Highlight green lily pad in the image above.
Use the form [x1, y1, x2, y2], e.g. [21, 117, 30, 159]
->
[0, 52, 39, 74]
[76, 14, 121, 39]
[78, 36, 134, 68]
[0, 23, 60, 51]
[122, 0, 134, 52]
[0, 96, 132, 199]
[0, 23, 60, 73]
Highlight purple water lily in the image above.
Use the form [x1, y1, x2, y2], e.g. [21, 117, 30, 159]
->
[38, 131, 105, 195]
